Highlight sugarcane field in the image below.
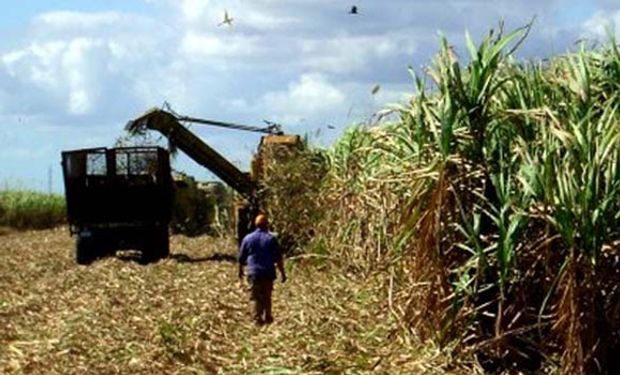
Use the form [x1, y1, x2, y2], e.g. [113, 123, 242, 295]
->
[4, 2, 620, 375]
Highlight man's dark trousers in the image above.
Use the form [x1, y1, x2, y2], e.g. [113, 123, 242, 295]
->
[249, 276, 273, 324]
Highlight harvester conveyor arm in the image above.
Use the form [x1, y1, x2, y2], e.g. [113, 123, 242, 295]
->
[126, 109, 256, 199]
[178, 115, 283, 135]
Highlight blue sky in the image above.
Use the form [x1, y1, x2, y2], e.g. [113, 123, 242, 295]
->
[0, 0, 618, 192]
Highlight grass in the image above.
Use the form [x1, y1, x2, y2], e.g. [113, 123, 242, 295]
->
[265, 24, 620, 374]
[0, 229, 471, 374]
[0, 190, 66, 230]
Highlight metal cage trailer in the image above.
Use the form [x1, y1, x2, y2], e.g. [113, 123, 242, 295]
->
[61, 147, 173, 264]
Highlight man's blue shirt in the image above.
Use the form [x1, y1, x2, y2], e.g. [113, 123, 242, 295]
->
[238, 228, 282, 280]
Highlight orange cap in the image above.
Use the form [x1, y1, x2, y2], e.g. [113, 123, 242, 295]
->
[255, 214, 269, 229]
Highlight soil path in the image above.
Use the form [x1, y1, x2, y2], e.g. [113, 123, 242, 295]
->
[0, 229, 448, 374]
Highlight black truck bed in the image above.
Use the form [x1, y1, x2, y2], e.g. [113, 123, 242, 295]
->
[61, 147, 173, 233]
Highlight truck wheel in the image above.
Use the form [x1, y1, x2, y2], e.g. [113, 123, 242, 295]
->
[142, 226, 169, 263]
[154, 226, 170, 260]
[76, 235, 95, 265]
[97, 233, 116, 258]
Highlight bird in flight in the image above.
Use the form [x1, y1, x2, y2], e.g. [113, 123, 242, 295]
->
[349, 5, 358, 15]
[218, 9, 234, 26]
[371, 84, 381, 95]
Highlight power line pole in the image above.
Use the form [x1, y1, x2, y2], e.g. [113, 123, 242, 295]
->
[48, 165, 52, 194]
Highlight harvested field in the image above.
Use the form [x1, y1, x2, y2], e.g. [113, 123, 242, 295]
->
[0, 229, 465, 375]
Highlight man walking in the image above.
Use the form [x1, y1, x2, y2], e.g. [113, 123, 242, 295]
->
[238, 214, 286, 325]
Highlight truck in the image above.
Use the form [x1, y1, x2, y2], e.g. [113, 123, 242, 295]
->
[61, 107, 300, 264]
[61, 146, 173, 264]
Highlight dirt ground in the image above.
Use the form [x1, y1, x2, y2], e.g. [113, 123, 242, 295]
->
[0, 228, 460, 375]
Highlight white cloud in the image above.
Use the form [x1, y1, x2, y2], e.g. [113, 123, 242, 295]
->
[180, 31, 260, 60]
[181, 0, 212, 24]
[63, 39, 103, 114]
[300, 34, 416, 73]
[34, 11, 128, 29]
[2, 37, 122, 115]
[240, 9, 298, 30]
[0, 3, 422, 124]
[179, 0, 297, 30]
[260, 73, 346, 121]
[0, 10, 177, 119]
[582, 10, 620, 39]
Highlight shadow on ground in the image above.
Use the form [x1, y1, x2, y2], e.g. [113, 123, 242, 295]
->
[112, 251, 237, 264]
[170, 252, 237, 263]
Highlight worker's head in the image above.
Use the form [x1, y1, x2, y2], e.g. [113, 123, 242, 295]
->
[254, 214, 269, 230]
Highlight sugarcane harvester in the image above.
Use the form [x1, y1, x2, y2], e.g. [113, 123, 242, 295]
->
[126, 108, 300, 243]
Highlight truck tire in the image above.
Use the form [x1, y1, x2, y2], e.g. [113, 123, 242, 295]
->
[154, 226, 170, 260]
[142, 226, 169, 263]
[76, 234, 95, 265]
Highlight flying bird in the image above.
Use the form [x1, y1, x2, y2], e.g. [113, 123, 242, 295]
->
[349, 5, 358, 15]
[327, 124, 336, 129]
[371, 84, 381, 95]
[218, 9, 234, 27]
